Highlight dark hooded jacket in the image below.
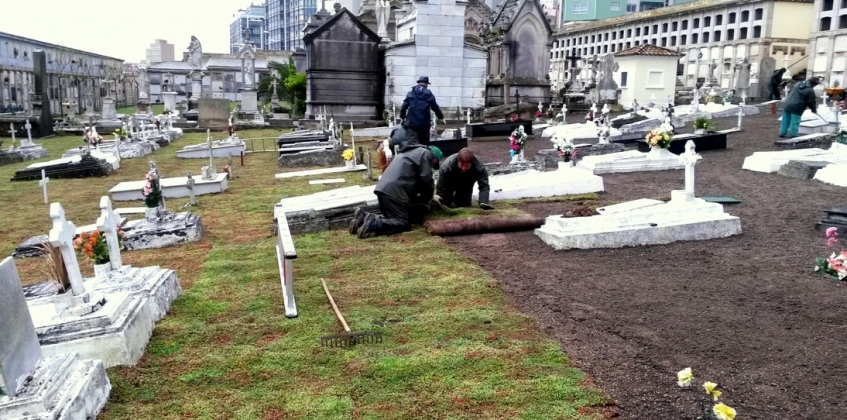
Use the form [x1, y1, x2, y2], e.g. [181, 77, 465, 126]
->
[770, 69, 786, 87]
[783, 80, 819, 115]
[375, 141, 436, 205]
[387, 126, 414, 154]
[436, 153, 491, 204]
[400, 85, 444, 129]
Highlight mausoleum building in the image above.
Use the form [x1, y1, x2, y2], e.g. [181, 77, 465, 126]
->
[807, 0, 847, 85]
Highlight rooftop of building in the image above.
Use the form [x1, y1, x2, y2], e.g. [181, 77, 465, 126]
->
[614, 43, 683, 56]
[0, 31, 124, 61]
[555, 0, 813, 35]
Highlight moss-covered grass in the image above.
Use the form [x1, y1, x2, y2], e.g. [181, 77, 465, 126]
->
[0, 130, 608, 419]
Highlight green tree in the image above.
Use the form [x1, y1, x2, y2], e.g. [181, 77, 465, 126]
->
[257, 57, 307, 116]
[284, 72, 307, 116]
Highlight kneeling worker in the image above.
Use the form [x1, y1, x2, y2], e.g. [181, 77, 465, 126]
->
[350, 143, 443, 239]
[433, 147, 494, 210]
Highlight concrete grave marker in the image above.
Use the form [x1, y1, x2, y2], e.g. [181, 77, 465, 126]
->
[678, 140, 702, 199]
[23, 120, 33, 147]
[96, 196, 123, 270]
[0, 257, 43, 398]
[48, 203, 85, 296]
[38, 169, 49, 204]
[185, 172, 197, 207]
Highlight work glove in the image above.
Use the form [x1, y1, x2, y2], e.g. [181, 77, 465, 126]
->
[479, 203, 495, 211]
[431, 195, 443, 206]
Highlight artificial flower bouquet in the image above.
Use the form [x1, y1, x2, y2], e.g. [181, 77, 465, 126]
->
[676, 367, 738, 420]
[814, 227, 847, 281]
[74, 230, 124, 265]
[142, 172, 163, 208]
[552, 135, 577, 162]
[342, 149, 355, 161]
[509, 126, 527, 159]
[645, 122, 674, 149]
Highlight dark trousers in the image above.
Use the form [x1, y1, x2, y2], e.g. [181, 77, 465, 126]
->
[768, 84, 781, 101]
[373, 192, 425, 236]
[440, 182, 474, 208]
[408, 126, 431, 145]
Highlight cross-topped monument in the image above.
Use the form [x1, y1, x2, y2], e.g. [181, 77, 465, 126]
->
[185, 172, 197, 207]
[96, 196, 123, 271]
[39, 169, 49, 204]
[678, 140, 702, 198]
[22, 120, 33, 147]
[48, 203, 85, 296]
[8, 123, 16, 150]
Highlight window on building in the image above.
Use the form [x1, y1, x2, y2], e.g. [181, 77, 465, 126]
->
[692, 33, 699, 43]
[672, 22, 678, 31]
[591, 35, 596, 42]
[635, 40, 639, 46]
[612, 31, 617, 40]
[704, 16, 711, 27]
[729, 12, 736, 23]
[716, 14, 723, 25]
[620, 30, 624, 38]
[681, 35, 687, 45]
[714, 30, 721, 41]
[653, 24, 658, 33]
[741, 10, 750, 22]
[703, 32, 709, 42]
[661, 37, 667, 46]
[567, 39, 571, 46]
[755, 8, 763, 20]
[637, 27, 642, 36]
[604, 45, 608, 53]
[612, 44, 616, 52]
[619, 42, 624, 50]
[652, 38, 658, 45]
[824, 0, 834, 11]
[740, 27, 748, 39]
[611, 2, 621, 11]
[605, 32, 609, 41]
[842, 0, 847, 9]
[621, 71, 628, 87]
[590, 46, 595, 54]
[627, 29, 633, 37]
[693, 18, 700, 28]
[671, 36, 677, 46]
[821, 17, 832, 31]
[682, 20, 688, 30]
[753, 26, 762, 38]
[626, 4, 637, 12]
[663, 23, 669, 33]
[644, 26, 649, 34]
[727, 29, 734, 40]
[840, 14, 847, 28]
[572, 2, 589, 14]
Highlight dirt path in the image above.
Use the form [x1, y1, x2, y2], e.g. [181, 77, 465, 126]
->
[449, 112, 847, 419]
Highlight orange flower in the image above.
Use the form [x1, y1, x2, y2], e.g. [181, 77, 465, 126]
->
[91, 231, 101, 239]
[73, 238, 83, 247]
[84, 249, 94, 257]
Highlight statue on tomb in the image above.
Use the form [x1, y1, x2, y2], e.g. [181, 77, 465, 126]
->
[479, 21, 490, 38]
[188, 36, 203, 69]
[596, 54, 620, 91]
[243, 61, 255, 89]
[733, 59, 752, 90]
[375, 0, 391, 39]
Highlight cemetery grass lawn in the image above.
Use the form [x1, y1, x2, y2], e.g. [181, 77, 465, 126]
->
[0, 130, 609, 418]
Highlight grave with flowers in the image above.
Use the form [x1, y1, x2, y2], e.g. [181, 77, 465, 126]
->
[23, 202, 157, 368]
[109, 157, 228, 202]
[536, 140, 741, 250]
[177, 129, 245, 159]
[814, 227, 847, 281]
[576, 120, 686, 174]
[117, 162, 205, 250]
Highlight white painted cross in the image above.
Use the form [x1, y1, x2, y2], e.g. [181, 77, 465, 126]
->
[562, 104, 568, 123]
[96, 196, 123, 270]
[741, 89, 748, 106]
[9, 123, 16, 150]
[23, 120, 33, 147]
[692, 88, 700, 112]
[679, 140, 702, 196]
[538, 101, 544, 115]
[650, 93, 657, 107]
[48, 203, 85, 296]
[601, 103, 610, 115]
[38, 169, 49, 204]
[466, 108, 471, 125]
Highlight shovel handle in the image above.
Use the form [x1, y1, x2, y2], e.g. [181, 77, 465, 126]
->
[321, 278, 351, 332]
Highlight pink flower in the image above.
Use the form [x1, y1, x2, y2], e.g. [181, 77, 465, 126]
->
[829, 238, 839, 247]
[146, 174, 152, 181]
[511, 143, 521, 151]
[827, 227, 839, 239]
[557, 150, 564, 156]
[829, 258, 844, 271]
[571, 149, 578, 159]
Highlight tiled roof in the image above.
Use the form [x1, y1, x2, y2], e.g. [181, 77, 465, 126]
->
[614, 44, 682, 57]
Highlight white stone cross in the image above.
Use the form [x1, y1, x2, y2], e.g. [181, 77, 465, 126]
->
[590, 102, 597, 115]
[96, 196, 123, 270]
[631, 99, 639, 111]
[601, 103, 610, 115]
[679, 140, 702, 196]
[822, 89, 829, 108]
[206, 129, 215, 174]
[48, 203, 85, 296]
[650, 94, 657, 107]
[466, 108, 471, 125]
[562, 104, 568, 123]
[23, 120, 33, 147]
[9, 123, 16, 150]
[782, 55, 793, 80]
[741, 89, 748, 106]
[692, 88, 700, 112]
[38, 169, 49, 204]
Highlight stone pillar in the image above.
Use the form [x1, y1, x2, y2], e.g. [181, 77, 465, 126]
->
[188, 71, 204, 111]
[32, 50, 54, 137]
[1, 70, 9, 107]
[162, 91, 177, 112]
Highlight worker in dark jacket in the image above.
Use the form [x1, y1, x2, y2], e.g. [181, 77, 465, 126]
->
[768, 68, 787, 100]
[779, 77, 821, 138]
[350, 143, 443, 239]
[434, 148, 494, 210]
[400, 76, 444, 146]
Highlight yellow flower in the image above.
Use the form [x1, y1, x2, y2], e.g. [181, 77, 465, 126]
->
[677, 367, 694, 387]
[703, 381, 722, 401]
[342, 149, 354, 161]
[713, 403, 736, 420]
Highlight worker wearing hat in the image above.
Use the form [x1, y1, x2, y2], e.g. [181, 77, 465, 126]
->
[400, 76, 444, 145]
[350, 143, 443, 239]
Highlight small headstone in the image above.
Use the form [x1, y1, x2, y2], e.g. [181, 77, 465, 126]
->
[185, 172, 197, 207]
[38, 169, 49, 204]
[0, 257, 43, 398]
[96, 197, 123, 270]
[48, 202, 85, 296]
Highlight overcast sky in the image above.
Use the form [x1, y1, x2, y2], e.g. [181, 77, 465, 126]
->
[3, 0, 350, 63]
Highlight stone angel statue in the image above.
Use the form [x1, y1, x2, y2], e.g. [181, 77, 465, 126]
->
[375, 0, 391, 38]
[188, 36, 203, 69]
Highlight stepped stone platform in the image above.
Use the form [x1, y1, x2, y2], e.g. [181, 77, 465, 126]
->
[11, 154, 113, 181]
[109, 173, 228, 201]
[816, 207, 847, 235]
[275, 185, 380, 234]
[637, 132, 728, 154]
[777, 160, 831, 179]
[774, 133, 833, 150]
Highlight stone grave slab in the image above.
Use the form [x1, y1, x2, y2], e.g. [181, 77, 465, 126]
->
[742, 148, 832, 173]
[815, 207, 847, 234]
[777, 160, 831, 180]
[472, 166, 604, 201]
[109, 173, 228, 201]
[276, 185, 380, 234]
[484, 161, 543, 176]
[121, 211, 204, 250]
[0, 257, 111, 420]
[309, 179, 346, 185]
[577, 148, 685, 174]
[813, 163, 847, 187]
[11, 154, 113, 181]
[275, 164, 366, 179]
[773, 133, 833, 150]
[176, 140, 246, 159]
[466, 121, 533, 139]
[278, 149, 344, 167]
[636, 132, 728, 154]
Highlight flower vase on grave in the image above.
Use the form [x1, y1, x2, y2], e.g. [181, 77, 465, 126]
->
[345, 159, 355, 169]
[93, 261, 112, 280]
[557, 160, 576, 170]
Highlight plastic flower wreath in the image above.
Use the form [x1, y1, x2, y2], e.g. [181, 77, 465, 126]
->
[509, 125, 527, 159]
[814, 227, 847, 281]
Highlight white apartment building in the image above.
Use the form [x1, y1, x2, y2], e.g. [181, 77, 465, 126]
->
[145, 39, 175, 64]
[808, 0, 847, 85]
[551, 0, 814, 98]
